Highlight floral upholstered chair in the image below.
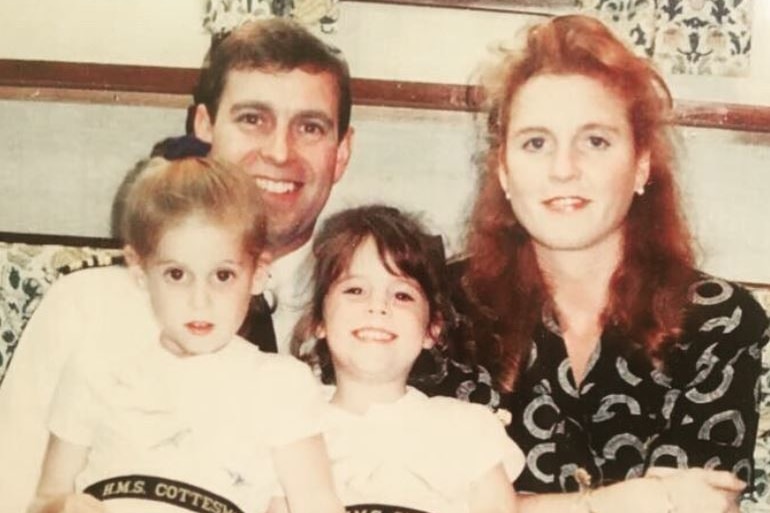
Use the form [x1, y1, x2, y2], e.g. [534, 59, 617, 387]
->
[0, 240, 122, 386]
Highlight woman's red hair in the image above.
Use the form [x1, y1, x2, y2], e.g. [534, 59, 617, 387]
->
[464, 15, 697, 391]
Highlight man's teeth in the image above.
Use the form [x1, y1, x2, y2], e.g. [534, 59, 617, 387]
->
[354, 328, 395, 342]
[255, 178, 297, 194]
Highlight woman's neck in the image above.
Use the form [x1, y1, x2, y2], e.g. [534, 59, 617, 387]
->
[535, 234, 622, 318]
[534, 235, 622, 384]
[331, 377, 408, 415]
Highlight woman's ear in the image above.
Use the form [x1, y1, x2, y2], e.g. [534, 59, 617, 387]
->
[634, 150, 651, 192]
[314, 323, 326, 341]
[496, 153, 510, 200]
[123, 245, 147, 288]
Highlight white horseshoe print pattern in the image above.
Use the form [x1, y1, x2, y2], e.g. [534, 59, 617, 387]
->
[504, 275, 769, 494]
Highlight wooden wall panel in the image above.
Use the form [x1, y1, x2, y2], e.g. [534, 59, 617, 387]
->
[1, 59, 769, 132]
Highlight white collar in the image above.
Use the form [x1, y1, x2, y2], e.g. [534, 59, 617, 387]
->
[265, 240, 314, 308]
[325, 385, 427, 418]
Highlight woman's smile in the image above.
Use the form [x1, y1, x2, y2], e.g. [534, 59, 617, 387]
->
[542, 196, 591, 212]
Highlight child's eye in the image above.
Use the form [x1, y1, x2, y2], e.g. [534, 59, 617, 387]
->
[164, 268, 185, 282]
[394, 291, 415, 302]
[215, 269, 236, 282]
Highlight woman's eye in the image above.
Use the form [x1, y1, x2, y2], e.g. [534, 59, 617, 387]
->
[165, 268, 185, 281]
[587, 135, 610, 149]
[522, 137, 547, 151]
[342, 286, 363, 295]
[215, 269, 235, 282]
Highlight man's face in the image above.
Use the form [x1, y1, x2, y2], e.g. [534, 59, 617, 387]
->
[195, 68, 353, 258]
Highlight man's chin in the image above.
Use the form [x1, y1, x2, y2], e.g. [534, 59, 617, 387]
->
[266, 223, 313, 256]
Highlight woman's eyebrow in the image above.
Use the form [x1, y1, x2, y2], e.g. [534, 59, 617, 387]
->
[508, 126, 549, 137]
[580, 122, 622, 134]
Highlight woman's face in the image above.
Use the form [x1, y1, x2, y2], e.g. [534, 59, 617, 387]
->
[498, 73, 649, 257]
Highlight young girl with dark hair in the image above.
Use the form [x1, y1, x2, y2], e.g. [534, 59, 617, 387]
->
[286, 205, 523, 513]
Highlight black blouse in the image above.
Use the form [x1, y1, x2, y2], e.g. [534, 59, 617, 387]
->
[499, 276, 769, 493]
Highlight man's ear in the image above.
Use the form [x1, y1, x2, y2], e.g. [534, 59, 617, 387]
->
[332, 127, 354, 184]
[193, 104, 214, 144]
[250, 252, 272, 295]
[123, 245, 147, 288]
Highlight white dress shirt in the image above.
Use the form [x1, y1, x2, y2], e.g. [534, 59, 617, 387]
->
[262, 241, 313, 355]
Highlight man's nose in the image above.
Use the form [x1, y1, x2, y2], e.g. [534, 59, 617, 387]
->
[259, 125, 290, 164]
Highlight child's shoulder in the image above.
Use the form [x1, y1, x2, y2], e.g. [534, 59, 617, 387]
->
[414, 388, 505, 431]
[410, 389, 523, 479]
[229, 338, 317, 383]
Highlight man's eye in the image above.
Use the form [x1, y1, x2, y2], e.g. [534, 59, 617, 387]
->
[215, 269, 235, 282]
[165, 268, 185, 281]
[301, 122, 324, 135]
[237, 113, 265, 126]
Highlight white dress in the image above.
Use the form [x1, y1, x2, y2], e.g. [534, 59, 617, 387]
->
[50, 336, 323, 513]
[323, 386, 524, 513]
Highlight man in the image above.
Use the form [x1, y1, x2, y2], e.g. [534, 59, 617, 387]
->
[185, 17, 353, 354]
[0, 18, 353, 511]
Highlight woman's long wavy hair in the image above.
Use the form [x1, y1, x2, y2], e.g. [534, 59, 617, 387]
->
[464, 15, 697, 391]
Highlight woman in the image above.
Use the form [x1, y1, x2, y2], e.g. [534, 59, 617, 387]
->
[462, 14, 769, 513]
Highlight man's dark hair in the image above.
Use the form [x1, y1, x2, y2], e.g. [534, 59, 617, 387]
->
[194, 18, 352, 139]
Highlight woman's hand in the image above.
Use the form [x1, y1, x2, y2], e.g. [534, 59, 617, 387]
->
[645, 467, 745, 513]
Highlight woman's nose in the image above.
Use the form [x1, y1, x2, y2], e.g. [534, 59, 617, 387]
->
[548, 145, 580, 182]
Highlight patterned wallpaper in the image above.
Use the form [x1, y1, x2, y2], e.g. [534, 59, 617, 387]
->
[580, 0, 753, 76]
[203, 0, 339, 34]
[202, 0, 753, 77]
